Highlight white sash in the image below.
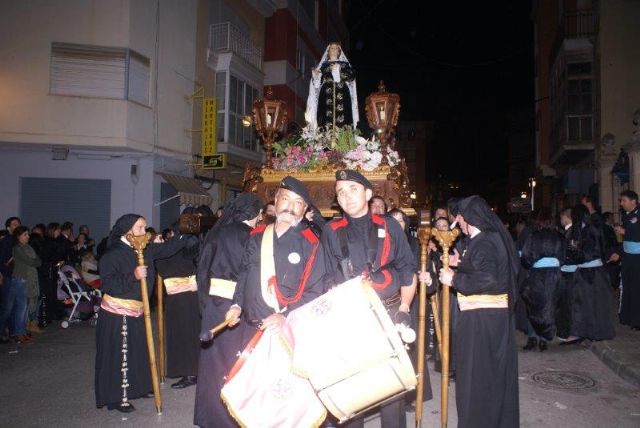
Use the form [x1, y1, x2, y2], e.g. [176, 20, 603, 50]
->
[260, 225, 283, 313]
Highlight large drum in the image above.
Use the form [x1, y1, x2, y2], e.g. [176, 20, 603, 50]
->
[288, 277, 417, 422]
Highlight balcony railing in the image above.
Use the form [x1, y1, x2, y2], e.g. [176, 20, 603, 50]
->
[550, 10, 598, 64]
[209, 22, 263, 71]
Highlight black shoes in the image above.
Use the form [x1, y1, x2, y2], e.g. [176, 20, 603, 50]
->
[523, 337, 538, 350]
[559, 337, 584, 346]
[538, 340, 548, 352]
[171, 376, 197, 389]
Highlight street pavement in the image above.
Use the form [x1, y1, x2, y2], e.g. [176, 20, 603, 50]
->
[1, 319, 639, 428]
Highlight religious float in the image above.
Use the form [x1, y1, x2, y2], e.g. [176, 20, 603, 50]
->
[242, 43, 415, 216]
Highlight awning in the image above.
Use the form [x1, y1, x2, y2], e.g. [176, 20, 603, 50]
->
[157, 173, 213, 207]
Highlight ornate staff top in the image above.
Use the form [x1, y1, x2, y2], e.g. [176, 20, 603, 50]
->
[125, 232, 152, 258]
[431, 228, 460, 251]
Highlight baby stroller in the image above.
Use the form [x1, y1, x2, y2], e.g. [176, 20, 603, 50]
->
[56, 263, 102, 328]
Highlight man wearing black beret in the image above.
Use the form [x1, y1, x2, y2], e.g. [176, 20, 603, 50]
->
[320, 170, 421, 428]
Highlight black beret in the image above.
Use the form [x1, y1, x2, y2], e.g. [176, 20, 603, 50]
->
[335, 169, 372, 190]
[279, 176, 312, 206]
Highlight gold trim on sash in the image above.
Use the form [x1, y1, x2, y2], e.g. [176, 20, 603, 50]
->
[164, 275, 197, 295]
[457, 293, 508, 311]
[101, 294, 144, 317]
[209, 278, 238, 300]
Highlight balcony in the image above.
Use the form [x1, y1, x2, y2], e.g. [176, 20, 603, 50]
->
[209, 22, 263, 71]
[550, 10, 598, 64]
[550, 113, 595, 165]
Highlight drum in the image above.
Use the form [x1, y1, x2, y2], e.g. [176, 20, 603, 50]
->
[287, 277, 417, 422]
[221, 328, 327, 428]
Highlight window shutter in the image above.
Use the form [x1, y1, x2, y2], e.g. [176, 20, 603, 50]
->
[127, 51, 150, 105]
[50, 43, 126, 98]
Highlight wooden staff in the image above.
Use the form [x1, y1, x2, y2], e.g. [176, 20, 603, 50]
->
[199, 318, 232, 342]
[126, 232, 162, 415]
[430, 288, 442, 358]
[156, 274, 165, 383]
[415, 224, 432, 427]
[431, 228, 460, 428]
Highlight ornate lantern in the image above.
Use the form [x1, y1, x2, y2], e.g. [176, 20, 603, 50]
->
[252, 87, 287, 169]
[365, 81, 400, 165]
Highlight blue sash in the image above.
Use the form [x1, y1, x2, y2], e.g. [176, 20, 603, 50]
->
[578, 259, 604, 269]
[532, 257, 560, 268]
[561, 264, 578, 273]
[623, 241, 640, 254]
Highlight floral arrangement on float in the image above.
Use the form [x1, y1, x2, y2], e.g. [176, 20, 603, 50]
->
[271, 126, 400, 173]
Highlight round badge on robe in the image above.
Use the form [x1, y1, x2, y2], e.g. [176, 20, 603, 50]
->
[631, 217, 638, 224]
[288, 252, 301, 264]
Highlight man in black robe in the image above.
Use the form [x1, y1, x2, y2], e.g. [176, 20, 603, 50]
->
[321, 169, 419, 428]
[155, 208, 201, 390]
[95, 214, 188, 413]
[228, 176, 326, 331]
[439, 195, 519, 428]
[614, 190, 640, 329]
[194, 194, 263, 428]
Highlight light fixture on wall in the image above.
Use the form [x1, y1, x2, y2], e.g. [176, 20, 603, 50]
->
[52, 146, 69, 160]
[131, 160, 140, 184]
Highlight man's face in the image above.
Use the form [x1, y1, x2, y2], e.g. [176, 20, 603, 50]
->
[79, 226, 89, 235]
[455, 214, 470, 235]
[129, 218, 147, 236]
[370, 198, 386, 215]
[7, 219, 20, 233]
[275, 189, 307, 227]
[620, 196, 637, 213]
[391, 213, 406, 230]
[560, 214, 571, 227]
[336, 181, 372, 218]
[435, 208, 448, 220]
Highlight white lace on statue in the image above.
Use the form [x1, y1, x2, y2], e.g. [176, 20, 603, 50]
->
[305, 43, 359, 131]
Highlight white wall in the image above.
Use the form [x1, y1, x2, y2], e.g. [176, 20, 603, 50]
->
[0, 149, 155, 230]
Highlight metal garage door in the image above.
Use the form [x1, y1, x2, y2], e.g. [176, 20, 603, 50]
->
[19, 177, 111, 243]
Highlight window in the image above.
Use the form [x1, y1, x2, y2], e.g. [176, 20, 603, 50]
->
[50, 42, 150, 105]
[216, 72, 260, 151]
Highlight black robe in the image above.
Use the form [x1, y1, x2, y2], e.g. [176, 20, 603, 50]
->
[520, 228, 565, 340]
[571, 223, 615, 340]
[321, 212, 419, 428]
[95, 237, 186, 407]
[619, 206, 640, 327]
[194, 221, 253, 428]
[155, 235, 200, 379]
[316, 60, 355, 129]
[233, 222, 326, 322]
[452, 231, 519, 428]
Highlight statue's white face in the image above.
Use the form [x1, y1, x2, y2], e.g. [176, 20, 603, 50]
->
[328, 44, 341, 60]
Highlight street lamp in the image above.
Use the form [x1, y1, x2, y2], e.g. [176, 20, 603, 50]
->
[365, 81, 400, 165]
[529, 177, 537, 211]
[252, 87, 287, 169]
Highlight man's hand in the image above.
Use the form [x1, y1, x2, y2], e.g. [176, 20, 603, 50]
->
[134, 265, 147, 280]
[614, 225, 625, 236]
[261, 313, 286, 333]
[439, 267, 454, 286]
[609, 253, 621, 263]
[225, 305, 242, 327]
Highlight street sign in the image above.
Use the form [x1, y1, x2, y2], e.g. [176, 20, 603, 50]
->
[202, 154, 226, 169]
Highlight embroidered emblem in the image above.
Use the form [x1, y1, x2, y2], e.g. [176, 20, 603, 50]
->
[311, 297, 331, 317]
[272, 377, 292, 399]
[288, 252, 301, 264]
[339, 170, 347, 180]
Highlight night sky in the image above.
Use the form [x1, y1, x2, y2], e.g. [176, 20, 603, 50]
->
[346, 0, 534, 200]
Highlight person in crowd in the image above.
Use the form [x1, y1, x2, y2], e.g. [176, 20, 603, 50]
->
[321, 170, 422, 428]
[602, 211, 621, 289]
[303, 204, 326, 238]
[95, 214, 188, 413]
[433, 206, 449, 224]
[161, 228, 174, 242]
[194, 194, 262, 428]
[520, 210, 565, 352]
[569, 204, 615, 341]
[439, 195, 519, 428]
[369, 195, 388, 216]
[155, 209, 201, 391]
[12, 226, 43, 336]
[581, 194, 602, 227]
[388, 207, 434, 407]
[71, 233, 90, 265]
[614, 190, 640, 329]
[78, 224, 95, 251]
[260, 201, 276, 226]
[0, 217, 22, 344]
[557, 208, 578, 342]
[39, 223, 67, 323]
